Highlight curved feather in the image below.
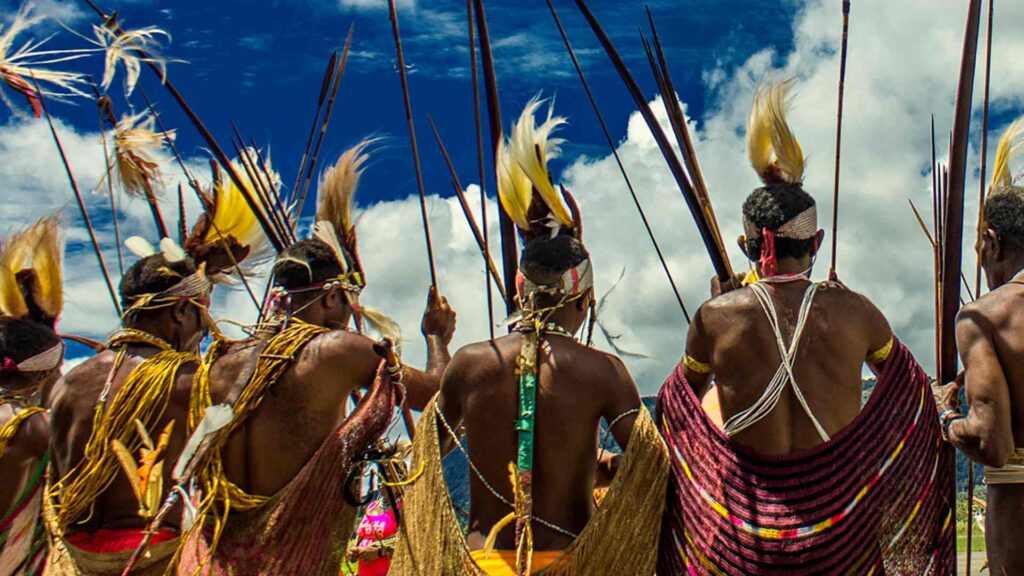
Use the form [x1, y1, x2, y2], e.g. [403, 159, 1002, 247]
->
[508, 97, 573, 229]
[160, 237, 187, 263]
[317, 138, 378, 247]
[0, 237, 28, 319]
[496, 137, 533, 231]
[359, 306, 402, 349]
[24, 215, 63, 320]
[747, 79, 805, 184]
[990, 116, 1024, 192]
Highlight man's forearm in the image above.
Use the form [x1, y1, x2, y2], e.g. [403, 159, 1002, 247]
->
[425, 334, 451, 378]
[948, 415, 1012, 468]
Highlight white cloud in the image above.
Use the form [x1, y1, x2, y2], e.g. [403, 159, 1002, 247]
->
[337, 0, 414, 12]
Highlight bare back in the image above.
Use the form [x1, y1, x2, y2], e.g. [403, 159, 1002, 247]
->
[689, 280, 891, 455]
[48, 347, 195, 533]
[438, 333, 640, 551]
[206, 330, 380, 498]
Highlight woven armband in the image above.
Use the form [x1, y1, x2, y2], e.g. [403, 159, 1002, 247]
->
[684, 354, 712, 375]
[867, 336, 894, 365]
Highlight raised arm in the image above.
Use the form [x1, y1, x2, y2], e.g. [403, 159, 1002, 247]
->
[940, 307, 1015, 468]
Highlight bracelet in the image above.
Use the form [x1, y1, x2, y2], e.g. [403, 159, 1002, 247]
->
[939, 409, 963, 442]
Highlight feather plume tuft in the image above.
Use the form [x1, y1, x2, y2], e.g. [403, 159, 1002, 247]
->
[113, 111, 174, 199]
[160, 237, 187, 263]
[90, 18, 177, 97]
[747, 79, 805, 184]
[317, 139, 378, 248]
[359, 306, 402, 349]
[990, 116, 1024, 193]
[0, 215, 63, 323]
[125, 236, 156, 258]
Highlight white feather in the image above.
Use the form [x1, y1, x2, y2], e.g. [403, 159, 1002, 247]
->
[312, 220, 349, 274]
[125, 236, 155, 258]
[159, 237, 187, 263]
[172, 404, 233, 482]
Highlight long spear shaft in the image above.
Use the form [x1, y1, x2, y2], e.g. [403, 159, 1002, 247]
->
[136, 86, 262, 312]
[388, 0, 438, 289]
[967, 2, 995, 568]
[83, 0, 284, 252]
[248, 138, 296, 244]
[91, 84, 124, 276]
[467, 0, 495, 339]
[34, 79, 122, 318]
[643, 9, 731, 278]
[829, 0, 852, 280]
[546, 0, 689, 323]
[941, 0, 983, 389]
[293, 26, 354, 228]
[428, 117, 508, 304]
[472, 0, 517, 316]
[573, 0, 730, 281]
[291, 52, 337, 208]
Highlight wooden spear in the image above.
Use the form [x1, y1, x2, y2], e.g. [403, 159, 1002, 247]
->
[829, 0, 852, 281]
[428, 116, 508, 304]
[89, 82, 125, 276]
[388, 0, 439, 289]
[573, 0, 731, 281]
[472, 0, 518, 316]
[290, 52, 337, 210]
[33, 78, 122, 318]
[466, 0, 495, 338]
[546, 0, 690, 323]
[941, 0, 983, 390]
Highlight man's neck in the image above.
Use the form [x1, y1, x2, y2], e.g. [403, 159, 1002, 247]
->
[122, 321, 178, 350]
[995, 254, 1024, 288]
[763, 256, 813, 278]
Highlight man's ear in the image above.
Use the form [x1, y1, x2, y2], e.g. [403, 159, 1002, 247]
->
[172, 299, 190, 323]
[812, 229, 826, 253]
[737, 235, 750, 260]
[323, 286, 341, 310]
[985, 228, 1003, 262]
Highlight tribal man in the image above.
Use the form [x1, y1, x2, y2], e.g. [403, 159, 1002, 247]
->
[935, 118, 1024, 574]
[0, 216, 64, 576]
[390, 99, 669, 576]
[657, 80, 955, 574]
[176, 141, 456, 575]
[46, 178, 267, 575]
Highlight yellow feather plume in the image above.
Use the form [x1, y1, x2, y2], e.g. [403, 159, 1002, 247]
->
[0, 215, 63, 321]
[747, 79, 805, 184]
[317, 138, 377, 245]
[509, 97, 573, 229]
[113, 111, 174, 199]
[496, 137, 534, 231]
[206, 167, 270, 259]
[990, 116, 1024, 193]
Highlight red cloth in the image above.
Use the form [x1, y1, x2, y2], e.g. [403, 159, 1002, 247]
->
[356, 507, 398, 576]
[65, 528, 178, 554]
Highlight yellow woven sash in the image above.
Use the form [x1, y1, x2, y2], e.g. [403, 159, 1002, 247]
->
[48, 332, 196, 534]
[0, 403, 45, 458]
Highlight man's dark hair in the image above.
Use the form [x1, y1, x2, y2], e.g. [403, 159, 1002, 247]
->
[272, 239, 349, 291]
[742, 183, 817, 260]
[520, 233, 589, 286]
[985, 187, 1024, 251]
[0, 317, 60, 365]
[119, 254, 198, 307]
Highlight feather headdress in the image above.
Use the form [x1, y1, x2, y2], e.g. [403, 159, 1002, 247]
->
[0, 214, 64, 326]
[112, 110, 174, 199]
[747, 79, 805, 185]
[0, 2, 91, 118]
[989, 116, 1024, 194]
[184, 149, 274, 282]
[90, 17, 175, 97]
[497, 97, 577, 241]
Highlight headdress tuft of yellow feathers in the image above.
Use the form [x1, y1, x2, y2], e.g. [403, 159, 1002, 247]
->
[497, 96, 583, 243]
[0, 214, 64, 328]
[989, 117, 1024, 196]
[747, 79, 805, 186]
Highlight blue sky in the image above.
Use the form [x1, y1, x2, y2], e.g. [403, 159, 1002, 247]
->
[3, 0, 1024, 391]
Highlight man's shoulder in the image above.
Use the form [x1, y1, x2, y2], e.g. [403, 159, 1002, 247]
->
[52, 350, 118, 400]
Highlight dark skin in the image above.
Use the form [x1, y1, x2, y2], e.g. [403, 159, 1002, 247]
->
[0, 372, 55, 516]
[206, 286, 455, 499]
[437, 291, 641, 552]
[48, 299, 204, 534]
[934, 228, 1024, 574]
[684, 230, 892, 455]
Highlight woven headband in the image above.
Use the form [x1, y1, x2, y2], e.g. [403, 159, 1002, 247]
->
[743, 206, 818, 241]
[122, 268, 212, 317]
[516, 257, 594, 303]
[2, 341, 64, 374]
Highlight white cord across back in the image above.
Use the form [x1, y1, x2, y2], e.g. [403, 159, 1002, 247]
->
[722, 282, 830, 442]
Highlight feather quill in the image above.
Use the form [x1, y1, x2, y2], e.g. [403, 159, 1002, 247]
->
[990, 116, 1024, 192]
[747, 79, 805, 184]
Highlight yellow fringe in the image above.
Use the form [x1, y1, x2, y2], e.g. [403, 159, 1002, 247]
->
[47, 345, 195, 535]
[0, 405, 46, 458]
[388, 397, 670, 576]
[176, 319, 329, 573]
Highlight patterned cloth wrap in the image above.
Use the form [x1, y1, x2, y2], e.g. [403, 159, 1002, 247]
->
[657, 340, 956, 575]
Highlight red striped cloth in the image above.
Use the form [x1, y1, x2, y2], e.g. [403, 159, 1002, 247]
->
[657, 340, 955, 575]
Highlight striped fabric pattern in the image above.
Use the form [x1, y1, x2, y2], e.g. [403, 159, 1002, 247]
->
[656, 340, 955, 575]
